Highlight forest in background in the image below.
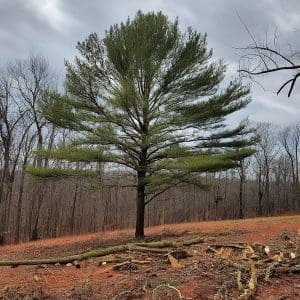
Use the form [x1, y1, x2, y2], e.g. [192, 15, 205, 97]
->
[0, 118, 299, 244]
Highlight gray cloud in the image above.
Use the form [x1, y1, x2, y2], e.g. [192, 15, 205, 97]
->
[1, 0, 300, 125]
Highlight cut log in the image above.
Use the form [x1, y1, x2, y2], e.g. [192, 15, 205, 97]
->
[73, 260, 80, 268]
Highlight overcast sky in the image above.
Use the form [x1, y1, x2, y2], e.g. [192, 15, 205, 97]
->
[1, 0, 300, 125]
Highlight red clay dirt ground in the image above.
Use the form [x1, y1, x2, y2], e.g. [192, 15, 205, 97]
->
[0, 215, 299, 299]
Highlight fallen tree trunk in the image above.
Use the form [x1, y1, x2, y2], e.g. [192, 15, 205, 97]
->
[133, 246, 172, 253]
[134, 241, 175, 248]
[182, 237, 204, 246]
[0, 237, 204, 267]
[135, 237, 204, 249]
[0, 245, 129, 267]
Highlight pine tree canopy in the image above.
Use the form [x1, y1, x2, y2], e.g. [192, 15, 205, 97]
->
[28, 11, 256, 236]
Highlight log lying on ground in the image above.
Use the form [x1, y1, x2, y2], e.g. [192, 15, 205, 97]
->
[134, 241, 175, 248]
[182, 237, 204, 246]
[0, 237, 204, 267]
[0, 245, 129, 267]
[133, 246, 172, 254]
[135, 237, 204, 249]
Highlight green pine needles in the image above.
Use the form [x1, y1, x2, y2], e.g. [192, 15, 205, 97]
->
[29, 11, 256, 237]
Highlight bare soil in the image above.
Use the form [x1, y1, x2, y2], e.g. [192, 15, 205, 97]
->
[0, 215, 299, 299]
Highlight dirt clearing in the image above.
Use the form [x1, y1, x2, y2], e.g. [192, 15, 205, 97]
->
[0, 215, 299, 299]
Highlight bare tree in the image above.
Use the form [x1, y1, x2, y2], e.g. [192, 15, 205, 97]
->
[238, 21, 300, 97]
[9, 54, 54, 166]
[7, 54, 56, 241]
[14, 129, 36, 242]
[0, 68, 35, 242]
[278, 124, 300, 211]
[254, 123, 278, 215]
[238, 158, 250, 219]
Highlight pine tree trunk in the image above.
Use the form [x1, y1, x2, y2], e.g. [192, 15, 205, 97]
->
[135, 171, 145, 238]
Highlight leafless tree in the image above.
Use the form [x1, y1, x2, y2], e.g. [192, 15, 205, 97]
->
[0, 55, 57, 242]
[238, 21, 300, 97]
[278, 124, 300, 210]
[254, 123, 278, 215]
[9, 54, 55, 166]
[0, 68, 35, 242]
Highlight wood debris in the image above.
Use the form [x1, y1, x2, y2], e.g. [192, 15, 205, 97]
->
[207, 236, 299, 299]
[167, 254, 184, 268]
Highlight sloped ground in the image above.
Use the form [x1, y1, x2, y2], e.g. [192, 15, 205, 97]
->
[0, 215, 299, 299]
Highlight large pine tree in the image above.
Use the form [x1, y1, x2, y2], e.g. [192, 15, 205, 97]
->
[30, 11, 256, 238]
